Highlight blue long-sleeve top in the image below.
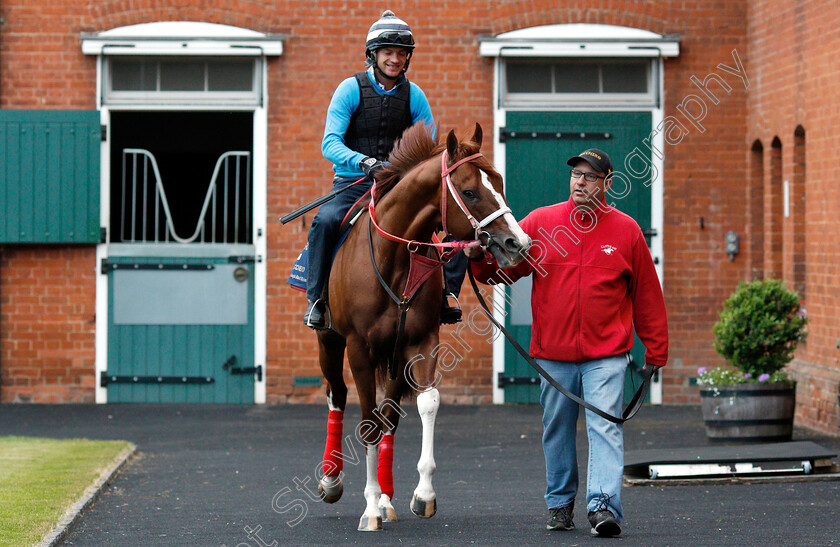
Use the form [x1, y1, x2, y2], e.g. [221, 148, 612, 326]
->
[321, 68, 436, 179]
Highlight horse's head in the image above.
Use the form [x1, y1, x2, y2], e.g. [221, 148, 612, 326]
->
[442, 123, 531, 268]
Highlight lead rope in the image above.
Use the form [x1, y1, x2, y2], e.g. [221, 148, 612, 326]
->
[466, 267, 653, 424]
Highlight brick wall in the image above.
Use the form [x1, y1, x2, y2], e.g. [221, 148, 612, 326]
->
[260, 0, 753, 407]
[0, 246, 97, 403]
[747, 0, 840, 434]
[1, 0, 833, 433]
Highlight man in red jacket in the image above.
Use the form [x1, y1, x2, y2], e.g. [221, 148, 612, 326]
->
[468, 148, 668, 537]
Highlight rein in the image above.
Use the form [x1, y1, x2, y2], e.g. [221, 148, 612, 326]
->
[366, 149, 509, 379]
[466, 267, 654, 424]
[367, 150, 512, 252]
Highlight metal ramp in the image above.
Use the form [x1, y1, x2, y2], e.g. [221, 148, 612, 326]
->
[624, 441, 838, 483]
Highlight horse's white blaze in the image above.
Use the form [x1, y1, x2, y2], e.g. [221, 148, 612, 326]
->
[413, 388, 440, 502]
[362, 445, 381, 518]
[480, 170, 530, 248]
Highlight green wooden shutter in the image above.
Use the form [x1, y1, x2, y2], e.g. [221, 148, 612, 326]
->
[0, 110, 100, 243]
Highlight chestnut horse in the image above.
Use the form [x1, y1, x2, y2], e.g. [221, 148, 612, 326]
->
[315, 122, 530, 531]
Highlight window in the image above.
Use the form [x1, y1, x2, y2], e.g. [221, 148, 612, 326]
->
[105, 57, 260, 105]
[502, 58, 655, 107]
[749, 140, 765, 280]
[792, 126, 806, 299]
[767, 137, 784, 278]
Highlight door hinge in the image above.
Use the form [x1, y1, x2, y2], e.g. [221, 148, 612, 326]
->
[100, 372, 214, 386]
[101, 259, 215, 274]
[499, 129, 612, 143]
[497, 372, 540, 386]
[101, 124, 108, 141]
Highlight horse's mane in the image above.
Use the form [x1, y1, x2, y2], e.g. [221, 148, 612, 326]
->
[374, 122, 483, 202]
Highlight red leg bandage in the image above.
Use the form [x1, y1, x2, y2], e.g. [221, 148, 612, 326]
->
[377, 433, 395, 499]
[323, 410, 344, 476]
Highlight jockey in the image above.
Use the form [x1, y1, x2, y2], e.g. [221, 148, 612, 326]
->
[303, 9, 469, 329]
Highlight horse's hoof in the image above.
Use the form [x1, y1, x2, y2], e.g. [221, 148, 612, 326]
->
[358, 515, 383, 531]
[379, 504, 398, 522]
[410, 494, 437, 518]
[378, 494, 397, 522]
[318, 475, 343, 504]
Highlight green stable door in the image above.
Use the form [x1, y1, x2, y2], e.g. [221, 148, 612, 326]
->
[104, 253, 257, 403]
[501, 111, 655, 404]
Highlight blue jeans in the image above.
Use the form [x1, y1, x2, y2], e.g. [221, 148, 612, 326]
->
[441, 235, 469, 297]
[306, 177, 371, 302]
[538, 354, 628, 521]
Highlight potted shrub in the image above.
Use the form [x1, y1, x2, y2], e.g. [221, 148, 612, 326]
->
[698, 279, 807, 442]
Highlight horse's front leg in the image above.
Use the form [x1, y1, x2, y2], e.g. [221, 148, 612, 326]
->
[404, 339, 441, 518]
[411, 386, 440, 518]
[377, 433, 396, 521]
[346, 338, 384, 532]
[376, 379, 408, 522]
[359, 442, 383, 531]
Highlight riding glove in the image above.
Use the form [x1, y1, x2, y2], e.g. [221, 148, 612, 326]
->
[360, 157, 386, 180]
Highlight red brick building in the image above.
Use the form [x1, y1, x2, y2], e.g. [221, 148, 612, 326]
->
[0, 1, 837, 434]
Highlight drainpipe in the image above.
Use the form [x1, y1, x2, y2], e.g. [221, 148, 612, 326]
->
[0, 248, 3, 399]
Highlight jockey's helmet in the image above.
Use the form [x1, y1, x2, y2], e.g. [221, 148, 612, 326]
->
[365, 10, 415, 71]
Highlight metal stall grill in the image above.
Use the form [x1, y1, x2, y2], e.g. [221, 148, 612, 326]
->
[119, 149, 251, 244]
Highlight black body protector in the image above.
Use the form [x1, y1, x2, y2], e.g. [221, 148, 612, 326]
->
[344, 72, 413, 162]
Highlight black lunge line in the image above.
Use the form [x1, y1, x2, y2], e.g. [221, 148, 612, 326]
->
[467, 267, 653, 424]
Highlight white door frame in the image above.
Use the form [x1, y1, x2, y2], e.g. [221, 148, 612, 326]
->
[85, 22, 282, 403]
[480, 24, 680, 404]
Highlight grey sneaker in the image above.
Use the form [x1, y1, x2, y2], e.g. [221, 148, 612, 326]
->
[546, 503, 574, 531]
[588, 510, 621, 537]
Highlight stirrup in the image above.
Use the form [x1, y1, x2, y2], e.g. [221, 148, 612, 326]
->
[304, 299, 331, 330]
[440, 292, 462, 325]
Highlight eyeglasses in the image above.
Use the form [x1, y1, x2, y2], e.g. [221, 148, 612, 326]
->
[373, 31, 415, 47]
[569, 169, 605, 183]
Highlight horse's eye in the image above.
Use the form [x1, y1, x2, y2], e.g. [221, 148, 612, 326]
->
[462, 189, 477, 200]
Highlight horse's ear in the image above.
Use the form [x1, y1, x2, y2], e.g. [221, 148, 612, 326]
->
[471, 123, 483, 148]
[446, 129, 459, 159]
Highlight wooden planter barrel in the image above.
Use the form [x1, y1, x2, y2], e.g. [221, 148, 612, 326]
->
[699, 382, 796, 442]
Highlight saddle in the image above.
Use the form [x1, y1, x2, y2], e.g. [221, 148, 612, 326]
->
[286, 190, 372, 293]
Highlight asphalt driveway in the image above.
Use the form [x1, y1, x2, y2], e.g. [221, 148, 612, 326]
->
[1, 403, 839, 546]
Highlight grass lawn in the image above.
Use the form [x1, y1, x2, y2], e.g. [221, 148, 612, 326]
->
[0, 436, 133, 547]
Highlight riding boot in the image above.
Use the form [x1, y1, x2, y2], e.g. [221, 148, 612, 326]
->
[440, 290, 462, 324]
[304, 299, 328, 330]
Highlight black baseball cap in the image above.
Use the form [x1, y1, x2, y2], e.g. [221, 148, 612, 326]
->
[566, 148, 613, 175]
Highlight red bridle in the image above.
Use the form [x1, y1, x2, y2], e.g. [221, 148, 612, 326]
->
[439, 149, 512, 244]
[368, 150, 510, 252]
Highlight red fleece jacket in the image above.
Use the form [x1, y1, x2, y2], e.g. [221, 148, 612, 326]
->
[471, 198, 669, 366]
